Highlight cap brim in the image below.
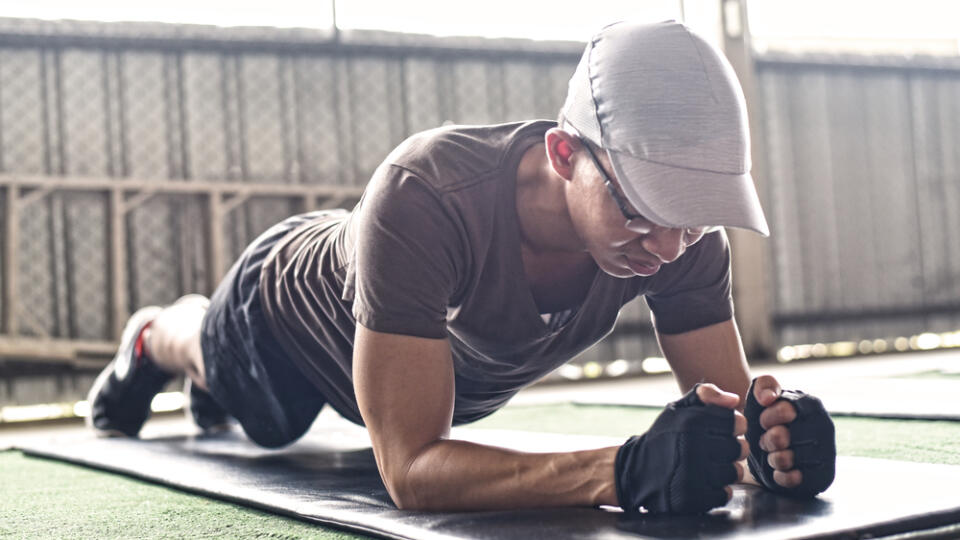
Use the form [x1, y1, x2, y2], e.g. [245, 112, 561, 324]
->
[607, 149, 770, 237]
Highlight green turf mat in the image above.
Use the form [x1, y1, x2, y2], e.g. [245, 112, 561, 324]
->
[5, 403, 960, 538]
[0, 450, 365, 540]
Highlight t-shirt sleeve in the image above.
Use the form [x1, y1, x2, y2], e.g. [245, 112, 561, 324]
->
[643, 229, 734, 335]
[351, 165, 463, 339]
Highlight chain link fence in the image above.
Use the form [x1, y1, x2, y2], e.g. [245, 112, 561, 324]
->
[9, 19, 957, 407]
[0, 19, 666, 406]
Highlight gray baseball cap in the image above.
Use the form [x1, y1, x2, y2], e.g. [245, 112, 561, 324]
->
[560, 20, 770, 236]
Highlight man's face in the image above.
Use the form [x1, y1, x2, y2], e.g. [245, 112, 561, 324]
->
[568, 146, 695, 279]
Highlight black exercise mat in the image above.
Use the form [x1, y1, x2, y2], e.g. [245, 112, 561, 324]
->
[18, 425, 960, 540]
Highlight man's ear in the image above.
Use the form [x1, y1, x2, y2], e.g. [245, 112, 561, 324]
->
[545, 128, 581, 181]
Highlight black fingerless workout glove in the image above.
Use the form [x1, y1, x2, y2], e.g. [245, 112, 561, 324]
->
[744, 378, 836, 498]
[615, 385, 741, 514]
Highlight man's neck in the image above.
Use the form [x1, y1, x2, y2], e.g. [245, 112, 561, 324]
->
[514, 143, 584, 256]
[513, 142, 597, 313]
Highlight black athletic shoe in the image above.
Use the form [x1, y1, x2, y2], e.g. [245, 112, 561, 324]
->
[184, 378, 232, 432]
[86, 306, 172, 437]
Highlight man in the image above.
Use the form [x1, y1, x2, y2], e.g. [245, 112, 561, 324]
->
[87, 21, 835, 514]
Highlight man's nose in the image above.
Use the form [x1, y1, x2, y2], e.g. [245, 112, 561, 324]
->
[641, 227, 685, 263]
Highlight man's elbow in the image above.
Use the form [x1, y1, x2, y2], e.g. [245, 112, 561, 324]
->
[390, 490, 425, 511]
[384, 470, 431, 511]
[382, 447, 449, 511]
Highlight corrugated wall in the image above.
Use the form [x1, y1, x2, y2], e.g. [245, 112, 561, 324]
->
[0, 19, 666, 406]
[0, 19, 584, 341]
[757, 54, 960, 347]
[2, 19, 959, 406]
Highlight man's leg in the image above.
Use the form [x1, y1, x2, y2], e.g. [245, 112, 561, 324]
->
[141, 294, 209, 390]
[89, 210, 336, 441]
[86, 294, 216, 437]
[141, 294, 231, 431]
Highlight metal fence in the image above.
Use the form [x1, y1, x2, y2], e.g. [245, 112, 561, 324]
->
[0, 19, 664, 406]
[756, 53, 960, 348]
[2, 18, 959, 407]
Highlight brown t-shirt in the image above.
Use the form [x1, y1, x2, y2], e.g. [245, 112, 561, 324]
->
[259, 120, 733, 426]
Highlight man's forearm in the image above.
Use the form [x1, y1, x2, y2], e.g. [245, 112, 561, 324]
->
[392, 439, 619, 511]
[657, 319, 752, 409]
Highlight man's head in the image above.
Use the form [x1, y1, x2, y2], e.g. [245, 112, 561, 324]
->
[556, 20, 769, 238]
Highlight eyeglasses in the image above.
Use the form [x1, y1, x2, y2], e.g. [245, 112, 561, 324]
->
[580, 141, 719, 246]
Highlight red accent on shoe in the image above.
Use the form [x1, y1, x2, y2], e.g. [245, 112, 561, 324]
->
[134, 321, 154, 368]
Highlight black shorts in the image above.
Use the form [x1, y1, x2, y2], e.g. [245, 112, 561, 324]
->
[200, 211, 332, 448]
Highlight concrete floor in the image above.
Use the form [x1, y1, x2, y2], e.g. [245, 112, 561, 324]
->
[3, 349, 958, 450]
[516, 348, 960, 419]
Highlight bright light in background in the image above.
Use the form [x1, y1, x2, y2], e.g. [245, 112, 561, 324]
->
[1, 391, 187, 423]
[336, 0, 681, 41]
[776, 330, 960, 362]
[0, 0, 679, 39]
[641, 357, 671, 374]
[748, 0, 960, 54]
[4, 0, 958, 54]
[605, 359, 631, 377]
[749, 0, 960, 41]
[0, 0, 335, 29]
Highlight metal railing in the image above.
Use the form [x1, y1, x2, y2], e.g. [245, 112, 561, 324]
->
[0, 174, 363, 363]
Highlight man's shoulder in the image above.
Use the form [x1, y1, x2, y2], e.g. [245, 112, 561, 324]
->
[382, 120, 554, 191]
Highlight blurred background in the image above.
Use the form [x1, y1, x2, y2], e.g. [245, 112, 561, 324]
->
[1, 0, 958, 421]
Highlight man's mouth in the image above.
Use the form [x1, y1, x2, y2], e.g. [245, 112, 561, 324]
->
[624, 256, 661, 276]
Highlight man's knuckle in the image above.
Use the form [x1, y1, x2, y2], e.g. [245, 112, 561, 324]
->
[765, 427, 785, 448]
[759, 409, 775, 429]
[791, 471, 802, 485]
[778, 451, 794, 469]
[774, 401, 791, 416]
[767, 426, 783, 447]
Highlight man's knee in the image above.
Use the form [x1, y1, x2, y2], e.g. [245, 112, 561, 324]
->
[245, 424, 304, 449]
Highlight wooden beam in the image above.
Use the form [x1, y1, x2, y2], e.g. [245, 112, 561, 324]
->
[0, 174, 365, 200]
[219, 192, 249, 214]
[0, 173, 365, 352]
[120, 189, 158, 213]
[2, 184, 18, 335]
[206, 192, 225, 292]
[17, 185, 54, 207]
[0, 336, 115, 367]
[108, 188, 128, 340]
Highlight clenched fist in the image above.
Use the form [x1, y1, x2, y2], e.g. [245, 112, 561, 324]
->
[744, 375, 836, 498]
[616, 383, 749, 514]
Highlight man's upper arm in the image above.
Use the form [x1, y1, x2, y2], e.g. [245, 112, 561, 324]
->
[353, 324, 455, 505]
[352, 168, 463, 339]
